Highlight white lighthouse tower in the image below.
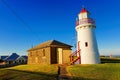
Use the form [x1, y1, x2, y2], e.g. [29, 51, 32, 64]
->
[76, 7, 100, 64]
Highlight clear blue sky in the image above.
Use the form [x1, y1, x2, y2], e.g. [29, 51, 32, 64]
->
[0, 0, 120, 55]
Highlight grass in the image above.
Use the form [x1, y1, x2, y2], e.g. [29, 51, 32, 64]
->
[67, 63, 120, 80]
[0, 64, 58, 80]
[101, 57, 120, 63]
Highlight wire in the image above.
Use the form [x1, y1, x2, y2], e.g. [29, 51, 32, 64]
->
[1, 0, 40, 41]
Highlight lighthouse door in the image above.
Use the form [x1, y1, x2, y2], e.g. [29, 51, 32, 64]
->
[57, 48, 63, 64]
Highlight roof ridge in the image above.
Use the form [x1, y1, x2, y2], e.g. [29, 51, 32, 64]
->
[49, 40, 56, 45]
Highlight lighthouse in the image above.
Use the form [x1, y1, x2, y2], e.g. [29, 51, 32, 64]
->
[76, 7, 100, 64]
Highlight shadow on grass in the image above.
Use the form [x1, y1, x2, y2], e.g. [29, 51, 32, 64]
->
[71, 77, 105, 80]
[0, 69, 58, 80]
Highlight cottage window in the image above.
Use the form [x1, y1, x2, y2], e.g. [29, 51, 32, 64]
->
[85, 42, 88, 47]
[30, 52, 32, 56]
[43, 49, 45, 56]
[19, 60, 21, 62]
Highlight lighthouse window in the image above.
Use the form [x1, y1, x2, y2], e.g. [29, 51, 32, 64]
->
[85, 42, 88, 47]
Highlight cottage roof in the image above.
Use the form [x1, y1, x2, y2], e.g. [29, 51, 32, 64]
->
[0, 56, 8, 60]
[16, 56, 28, 60]
[4, 53, 19, 61]
[21, 56, 28, 59]
[28, 40, 72, 51]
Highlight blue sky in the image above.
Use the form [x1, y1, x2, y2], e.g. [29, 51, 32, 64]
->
[0, 0, 120, 56]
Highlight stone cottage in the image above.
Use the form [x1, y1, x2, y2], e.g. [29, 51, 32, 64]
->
[28, 40, 72, 64]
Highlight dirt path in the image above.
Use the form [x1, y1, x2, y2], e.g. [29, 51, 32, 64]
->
[58, 65, 71, 80]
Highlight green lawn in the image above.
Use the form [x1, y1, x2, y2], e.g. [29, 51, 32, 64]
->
[67, 63, 120, 80]
[101, 57, 120, 63]
[0, 64, 58, 80]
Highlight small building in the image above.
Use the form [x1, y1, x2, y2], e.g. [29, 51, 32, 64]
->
[15, 56, 28, 64]
[3, 53, 27, 64]
[28, 40, 72, 64]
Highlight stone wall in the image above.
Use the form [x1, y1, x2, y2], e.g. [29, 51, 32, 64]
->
[28, 47, 51, 64]
[28, 47, 72, 64]
[62, 48, 71, 64]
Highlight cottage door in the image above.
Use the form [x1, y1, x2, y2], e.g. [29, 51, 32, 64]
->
[57, 48, 63, 64]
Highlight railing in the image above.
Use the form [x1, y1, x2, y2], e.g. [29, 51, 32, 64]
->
[69, 49, 81, 65]
[76, 18, 95, 26]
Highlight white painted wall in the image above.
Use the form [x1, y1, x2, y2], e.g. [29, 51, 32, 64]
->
[76, 26, 100, 64]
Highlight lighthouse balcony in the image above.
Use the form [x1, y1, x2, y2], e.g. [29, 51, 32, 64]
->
[76, 18, 95, 26]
